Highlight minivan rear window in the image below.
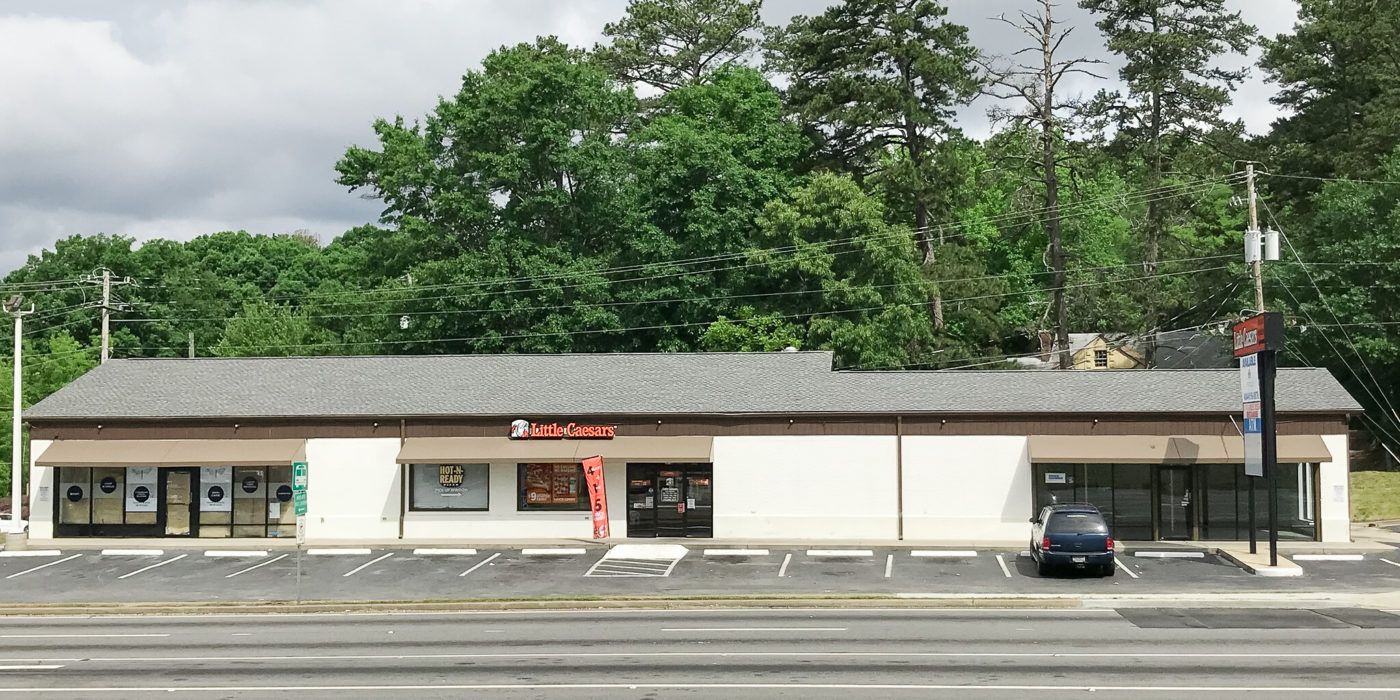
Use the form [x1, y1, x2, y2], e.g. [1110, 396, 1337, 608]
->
[1046, 513, 1108, 534]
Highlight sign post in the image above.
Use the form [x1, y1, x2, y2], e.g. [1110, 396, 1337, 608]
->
[292, 460, 308, 604]
[1233, 312, 1284, 567]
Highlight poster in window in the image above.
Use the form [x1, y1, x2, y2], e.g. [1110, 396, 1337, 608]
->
[125, 466, 157, 512]
[200, 466, 233, 512]
[412, 464, 488, 510]
[523, 463, 579, 505]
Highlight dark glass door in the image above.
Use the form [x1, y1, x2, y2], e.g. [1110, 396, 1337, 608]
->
[1157, 467, 1193, 540]
[625, 465, 657, 538]
[654, 470, 686, 537]
[161, 468, 197, 537]
[684, 469, 713, 537]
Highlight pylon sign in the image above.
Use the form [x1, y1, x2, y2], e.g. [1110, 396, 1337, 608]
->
[1232, 311, 1285, 565]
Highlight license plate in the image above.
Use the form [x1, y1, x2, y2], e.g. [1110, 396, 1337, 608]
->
[1072, 556, 1086, 563]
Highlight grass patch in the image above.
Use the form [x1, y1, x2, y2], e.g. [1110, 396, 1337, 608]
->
[1351, 471, 1400, 521]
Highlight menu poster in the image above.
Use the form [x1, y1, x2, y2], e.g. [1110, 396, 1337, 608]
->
[523, 463, 580, 504]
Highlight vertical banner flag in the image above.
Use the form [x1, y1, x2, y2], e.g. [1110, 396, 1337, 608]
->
[581, 456, 609, 539]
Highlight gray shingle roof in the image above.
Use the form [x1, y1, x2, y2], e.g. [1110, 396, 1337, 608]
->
[24, 352, 1361, 420]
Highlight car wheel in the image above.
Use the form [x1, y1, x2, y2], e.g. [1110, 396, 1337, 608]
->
[1036, 558, 1050, 577]
[1103, 562, 1115, 577]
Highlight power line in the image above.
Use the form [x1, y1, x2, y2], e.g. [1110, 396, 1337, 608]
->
[1264, 172, 1400, 187]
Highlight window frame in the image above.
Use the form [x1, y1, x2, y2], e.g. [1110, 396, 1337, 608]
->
[1093, 349, 1109, 368]
[409, 463, 490, 512]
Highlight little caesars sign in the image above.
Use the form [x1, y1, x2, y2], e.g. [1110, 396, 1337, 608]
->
[509, 420, 616, 439]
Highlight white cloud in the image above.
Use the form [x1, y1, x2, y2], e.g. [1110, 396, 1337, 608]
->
[0, 0, 1298, 276]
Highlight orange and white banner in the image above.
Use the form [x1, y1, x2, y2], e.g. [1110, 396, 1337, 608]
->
[581, 456, 609, 539]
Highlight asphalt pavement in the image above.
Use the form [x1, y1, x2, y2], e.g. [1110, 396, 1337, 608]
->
[0, 608, 1397, 697]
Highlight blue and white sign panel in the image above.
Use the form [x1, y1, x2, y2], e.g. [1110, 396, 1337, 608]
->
[1243, 401, 1263, 477]
[1240, 354, 1260, 404]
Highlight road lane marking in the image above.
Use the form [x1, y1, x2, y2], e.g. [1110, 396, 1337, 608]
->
[0, 665, 63, 670]
[1293, 554, 1365, 561]
[204, 551, 268, 558]
[225, 553, 289, 578]
[1115, 558, 1139, 579]
[101, 549, 163, 557]
[884, 554, 893, 578]
[1381, 558, 1400, 568]
[911, 550, 977, 558]
[522, 548, 586, 556]
[1133, 551, 1205, 558]
[995, 554, 1012, 578]
[661, 627, 848, 632]
[459, 552, 501, 577]
[307, 548, 371, 556]
[5, 553, 81, 579]
[35, 650, 1400, 664]
[117, 554, 187, 579]
[777, 553, 791, 577]
[806, 550, 872, 557]
[703, 549, 768, 556]
[2, 682, 1400, 694]
[412, 548, 477, 556]
[0, 550, 62, 558]
[0, 634, 167, 639]
[342, 552, 394, 577]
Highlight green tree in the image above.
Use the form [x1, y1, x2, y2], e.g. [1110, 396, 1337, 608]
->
[766, 0, 981, 253]
[699, 309, 803, 352]
[1260, 0, 1400, 194]
[748, 173, 936, 368]
[0, 333, 97, 494]
[1080, 0, 1256, 276]
[596, 0, 765, 92]
[213, 302, 337, 357]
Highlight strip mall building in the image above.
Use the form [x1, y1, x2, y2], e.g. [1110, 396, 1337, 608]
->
[23, 352, 1360, 544]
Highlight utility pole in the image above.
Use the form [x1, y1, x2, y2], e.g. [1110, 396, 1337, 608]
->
[100, 269, 111, 364]
[4, 296, 33, 539]
[188, 332, 195, 359]
[1247, 164, 1264, 312]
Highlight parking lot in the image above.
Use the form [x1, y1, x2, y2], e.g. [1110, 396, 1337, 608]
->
[0, 543, 1394, 604]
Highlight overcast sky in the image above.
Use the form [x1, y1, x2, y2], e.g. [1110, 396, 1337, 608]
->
[0, 0, 1300, 276]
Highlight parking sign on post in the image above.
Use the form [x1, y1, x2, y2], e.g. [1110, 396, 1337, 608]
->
[292, 461, 308, 544]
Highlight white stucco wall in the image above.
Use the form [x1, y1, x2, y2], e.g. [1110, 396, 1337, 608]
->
[27, 439, 53, 539]
[711, 436, 898, 540]
[1319, 433, 1351, 543]
[900, 436, 1032, 544]
[402, 460, 626, 541]
[304, 437, 402, 541]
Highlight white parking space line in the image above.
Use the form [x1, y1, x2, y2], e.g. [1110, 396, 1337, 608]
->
[459, 552, 501, 577]
[1293, 554, 1365, 561]
[995, 554, 1012, 578]
[101, 549, 163, 556]
[777, 553, 792, 577]
[1115, 558, 1140, 579]
[413, 548, 477, 556]
[661, 627, 847, 632]
[342, 552, 394, 577]
[884, 554, 893, 578]
[0, 550, 63, 558]
[225, 553, 289, 578]
[0, 634, 167, 639]
[117, 554, 187, 580]
[521, 548, 587, 556]
[307, 548, 372, 556]
[703, 549, 769, 557]
[5, 553, 81, 579]
[806, 550, 873, 558]
[1380, 558, 1400, 568]
[911, 550, 977, 558]
[1133, 551, 1206, 558]
[0, 665, 63, 670]
[204, 550, 269, 558]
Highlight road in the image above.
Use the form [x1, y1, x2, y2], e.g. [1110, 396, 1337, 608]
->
[1, 608, 1398, 698]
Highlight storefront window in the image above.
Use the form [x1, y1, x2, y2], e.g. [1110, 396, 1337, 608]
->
[1201, 465, 1242, 540]
[124, 466, 158, 525]
[517, 463, 585, 511]
[1111, 464, 1153, 540]
[198, 466, 233, 538]
[58, 467, 91, 525]
[411, 463, 489, 511]
[92, 467, 124, 524]
[232, 467, 266, 537]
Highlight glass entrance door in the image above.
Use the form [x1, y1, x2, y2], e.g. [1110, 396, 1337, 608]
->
[1157, 467, 1193, 540]
[625, 465, 658, 538]
[162, 469, 197, 537]
[624, 464, 713, 538]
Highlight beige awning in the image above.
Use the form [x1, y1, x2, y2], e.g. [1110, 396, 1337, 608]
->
[1028, 435, 1331, 464]
[35, 439, 307, 467]
[396, 436, 713, 464]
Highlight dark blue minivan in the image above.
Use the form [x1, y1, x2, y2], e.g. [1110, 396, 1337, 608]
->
[1030, 504, 1115, 577]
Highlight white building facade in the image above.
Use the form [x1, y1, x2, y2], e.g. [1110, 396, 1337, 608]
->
[23, 353, 1360, 545]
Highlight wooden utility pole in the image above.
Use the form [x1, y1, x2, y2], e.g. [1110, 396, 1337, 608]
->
[100, 269, 111, 364]
[1247, 164, 1264, 312]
